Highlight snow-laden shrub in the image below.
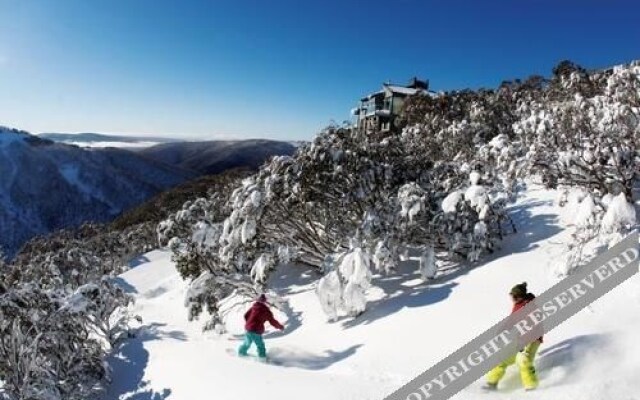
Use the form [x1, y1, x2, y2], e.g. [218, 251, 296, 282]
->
[316, 243, 373, 321]
[521, 63, 639, 202]
[442, 191, 463, 214]
[372, 239, 395, 275]
[0, 282, 124, 400]
[62, 278, 137, 348]
[0, 223, 145, 399]
[419, 245, 437, 280]
[509, 61, 640, 276]
[554, 189, 637, 276]
[316, 270, 343, 321]
[574, 194, 597, 228]
[601, 193, 637, 234]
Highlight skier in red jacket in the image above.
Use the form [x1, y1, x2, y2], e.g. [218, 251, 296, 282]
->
[485, 282, 542, 391]
[238, 294, 284, 361]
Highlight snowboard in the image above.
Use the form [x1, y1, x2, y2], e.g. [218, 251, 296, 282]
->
[480, 384, 497, 392]
[477, 383, 538, 394]
[225, 348, 283, 366]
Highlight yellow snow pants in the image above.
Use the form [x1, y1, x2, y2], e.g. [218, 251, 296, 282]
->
[486, 341, 540, 390]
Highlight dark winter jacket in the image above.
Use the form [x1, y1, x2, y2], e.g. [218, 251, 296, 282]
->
[244, 301, 284, 335]
[512, 293, 543, 343]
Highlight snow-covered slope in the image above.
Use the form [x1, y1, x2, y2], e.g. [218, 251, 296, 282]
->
[0, 127, 195, 257]
[105, 187, 640, 400]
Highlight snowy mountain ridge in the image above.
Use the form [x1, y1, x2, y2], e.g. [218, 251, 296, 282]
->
[0, 126, 195, 258]
[0, 127, 296, 258]
[0, 127, 31, 146]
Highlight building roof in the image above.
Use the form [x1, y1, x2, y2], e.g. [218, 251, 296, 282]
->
[360, 90, 385, 102]
[383, 84, 425, 96]
[358, 78, 435, 104]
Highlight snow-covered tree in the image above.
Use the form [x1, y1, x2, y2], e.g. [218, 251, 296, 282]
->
[513, 61, 640, 275]
[521, 62, 639, 202]
[158, 173, 265, 331]
[10, 221, 157, 289]
[554, 189, 637, 276]
[1, 224, 145, 398]
[0, 284, 108, 400]
[62, 279, 136, 348]
[316, 240, 374, 320]
[419, 244, 437, 280]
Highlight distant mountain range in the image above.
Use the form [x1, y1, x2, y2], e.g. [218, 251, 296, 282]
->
[1, 127, 297, 257]
[39, 132, 182, 148]
[137, 140, 297, 175]
[0, 127, 196, 257]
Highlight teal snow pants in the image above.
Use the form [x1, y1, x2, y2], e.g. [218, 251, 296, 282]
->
[238, 331, 267, 358]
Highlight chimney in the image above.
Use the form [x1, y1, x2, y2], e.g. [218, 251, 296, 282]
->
[408, 77, 429, 90]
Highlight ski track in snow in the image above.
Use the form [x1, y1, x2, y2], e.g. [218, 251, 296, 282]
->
[103, 187, 640, 400]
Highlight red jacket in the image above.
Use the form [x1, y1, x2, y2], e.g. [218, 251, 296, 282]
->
[244, 301, 284, 334]
[512, 293, 543, 343]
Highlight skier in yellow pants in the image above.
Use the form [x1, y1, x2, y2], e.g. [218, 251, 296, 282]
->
[486, 341, 540, 390]
[485, 282, 542, 391]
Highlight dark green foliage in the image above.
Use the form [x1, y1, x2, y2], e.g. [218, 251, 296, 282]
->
[110, 168, 252, 230]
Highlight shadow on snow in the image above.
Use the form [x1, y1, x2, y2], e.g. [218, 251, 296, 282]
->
[264, 299, 303, 339]
[128, 254, 151, 268]
[342, 259, 458, 329]
[102, 323, 187, 400]
[503, 198, 562, 254]
[271, 266, 320, 296]
[111, 276, 138, 294]
[267, 344, 364, 370]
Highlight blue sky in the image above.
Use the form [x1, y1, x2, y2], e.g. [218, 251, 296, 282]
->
[0, 0, 638, 140]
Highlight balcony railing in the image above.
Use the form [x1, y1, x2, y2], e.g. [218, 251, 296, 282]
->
[359, 102, 392, 117]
